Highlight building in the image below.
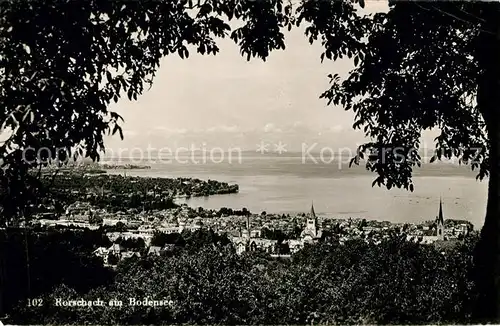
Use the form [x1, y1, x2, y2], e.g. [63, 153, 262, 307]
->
[106, 231, 153, 246]
[108, 243, 124, 256]
[192, 216, 204, 231]
[148, 246, 162, 256]
[122, 251, 141, 259]
[409, 198, 446, 244]
[94, 245, 141, 264]
[175, 216, 206, 233]
[102, 218, 121, 226]
[250, 229, 262, 238]
[93, 246, 108, 259]
[300, 202, 322, 244]
[231, 203, 327, 255]
[178, 217, 186, 233]
[286, 239, 304, 253]
[66, 201, 93, 222]
[436, 197, 445, 241]
[231, 215, 278, 255]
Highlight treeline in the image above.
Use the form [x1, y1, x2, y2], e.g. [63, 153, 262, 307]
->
[95, 164, 151, 170]
[86, 195, 177, 212]
[4, 229, 479, 325]
[215, 207, 250, 217]
[0, 228, 232, 319]
[42, 173, 238, 199]
[260, 226, 302, 241]
[150, 230, 231, 249]
[182, 206, 253, 219]
[35, 173, 238, 213]
[0, 228, 114, 316]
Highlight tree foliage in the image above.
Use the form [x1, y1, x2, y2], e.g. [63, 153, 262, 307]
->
[10, 234, 478, 325]
[308, 2, 499, 320]
[0, 228, 114, 314]
[319, 2, 488, 191]
[0, 0, 301, 220]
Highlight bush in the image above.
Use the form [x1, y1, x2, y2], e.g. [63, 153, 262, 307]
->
[8, 233, 479, 325]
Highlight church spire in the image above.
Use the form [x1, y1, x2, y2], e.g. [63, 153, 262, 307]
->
[437, 197, 444, 224]
[436, 197, 445, 240]
[310, 201, 316, 218]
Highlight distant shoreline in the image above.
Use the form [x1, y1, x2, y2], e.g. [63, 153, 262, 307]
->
[99, 153, 468, 166]
[98, 163, 151, 170]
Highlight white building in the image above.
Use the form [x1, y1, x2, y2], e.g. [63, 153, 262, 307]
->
[300, 202, 322, 244]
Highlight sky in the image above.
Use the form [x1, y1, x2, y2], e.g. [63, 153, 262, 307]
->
[104, 1, 439, 155]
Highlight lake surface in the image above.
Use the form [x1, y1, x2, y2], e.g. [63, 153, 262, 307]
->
[104, 155, 488, 229]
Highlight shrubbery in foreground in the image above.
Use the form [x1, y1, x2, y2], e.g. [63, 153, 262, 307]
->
[7, 232, 478, 325]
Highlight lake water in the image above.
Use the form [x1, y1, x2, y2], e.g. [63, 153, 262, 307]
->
[104, 155, 488, 229]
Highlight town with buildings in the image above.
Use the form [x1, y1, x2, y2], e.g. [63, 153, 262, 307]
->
[26, 169, 473, 267]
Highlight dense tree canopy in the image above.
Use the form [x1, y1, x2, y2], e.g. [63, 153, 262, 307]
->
[314, 2, 500, 320]
[0, 0, 301, 219]
[9, 233, 478, 324]
[0, 228, 113, 315]
[321, 2, 486, 189]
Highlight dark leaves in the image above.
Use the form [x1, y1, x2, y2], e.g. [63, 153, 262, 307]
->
[319, 1, 486, 191]
[198, 3, 212, 17]
[229, 0, 287, 61]
[0, 0, 295, 218]
[296, 0, 369, 63]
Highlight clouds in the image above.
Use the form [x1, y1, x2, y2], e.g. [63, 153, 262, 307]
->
[107, 26, 358, 144]
[108, 122, 361, 153]
[206, 125, 240, 133]
[123, 130, 139, 137]
[263, 123, 282, 133]
[104, 13, 427, 153]
[150, 127, 188, 134]
[329, 125, 343, 133]
[148, 122, 345, 137]
[105, 120, 439, 154]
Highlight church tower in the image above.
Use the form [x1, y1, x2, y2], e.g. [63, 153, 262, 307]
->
[242, 215, 250, 239]
[436, 197, 445, 240]
[306, 201, 318, 238]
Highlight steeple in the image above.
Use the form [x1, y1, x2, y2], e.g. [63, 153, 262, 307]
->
[310, 201, 316, 218]
[437, 197, 444, 224]
[304, 201, 319, 239]
[436, 197, 445, 240]
[242, 215, 250, 239]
